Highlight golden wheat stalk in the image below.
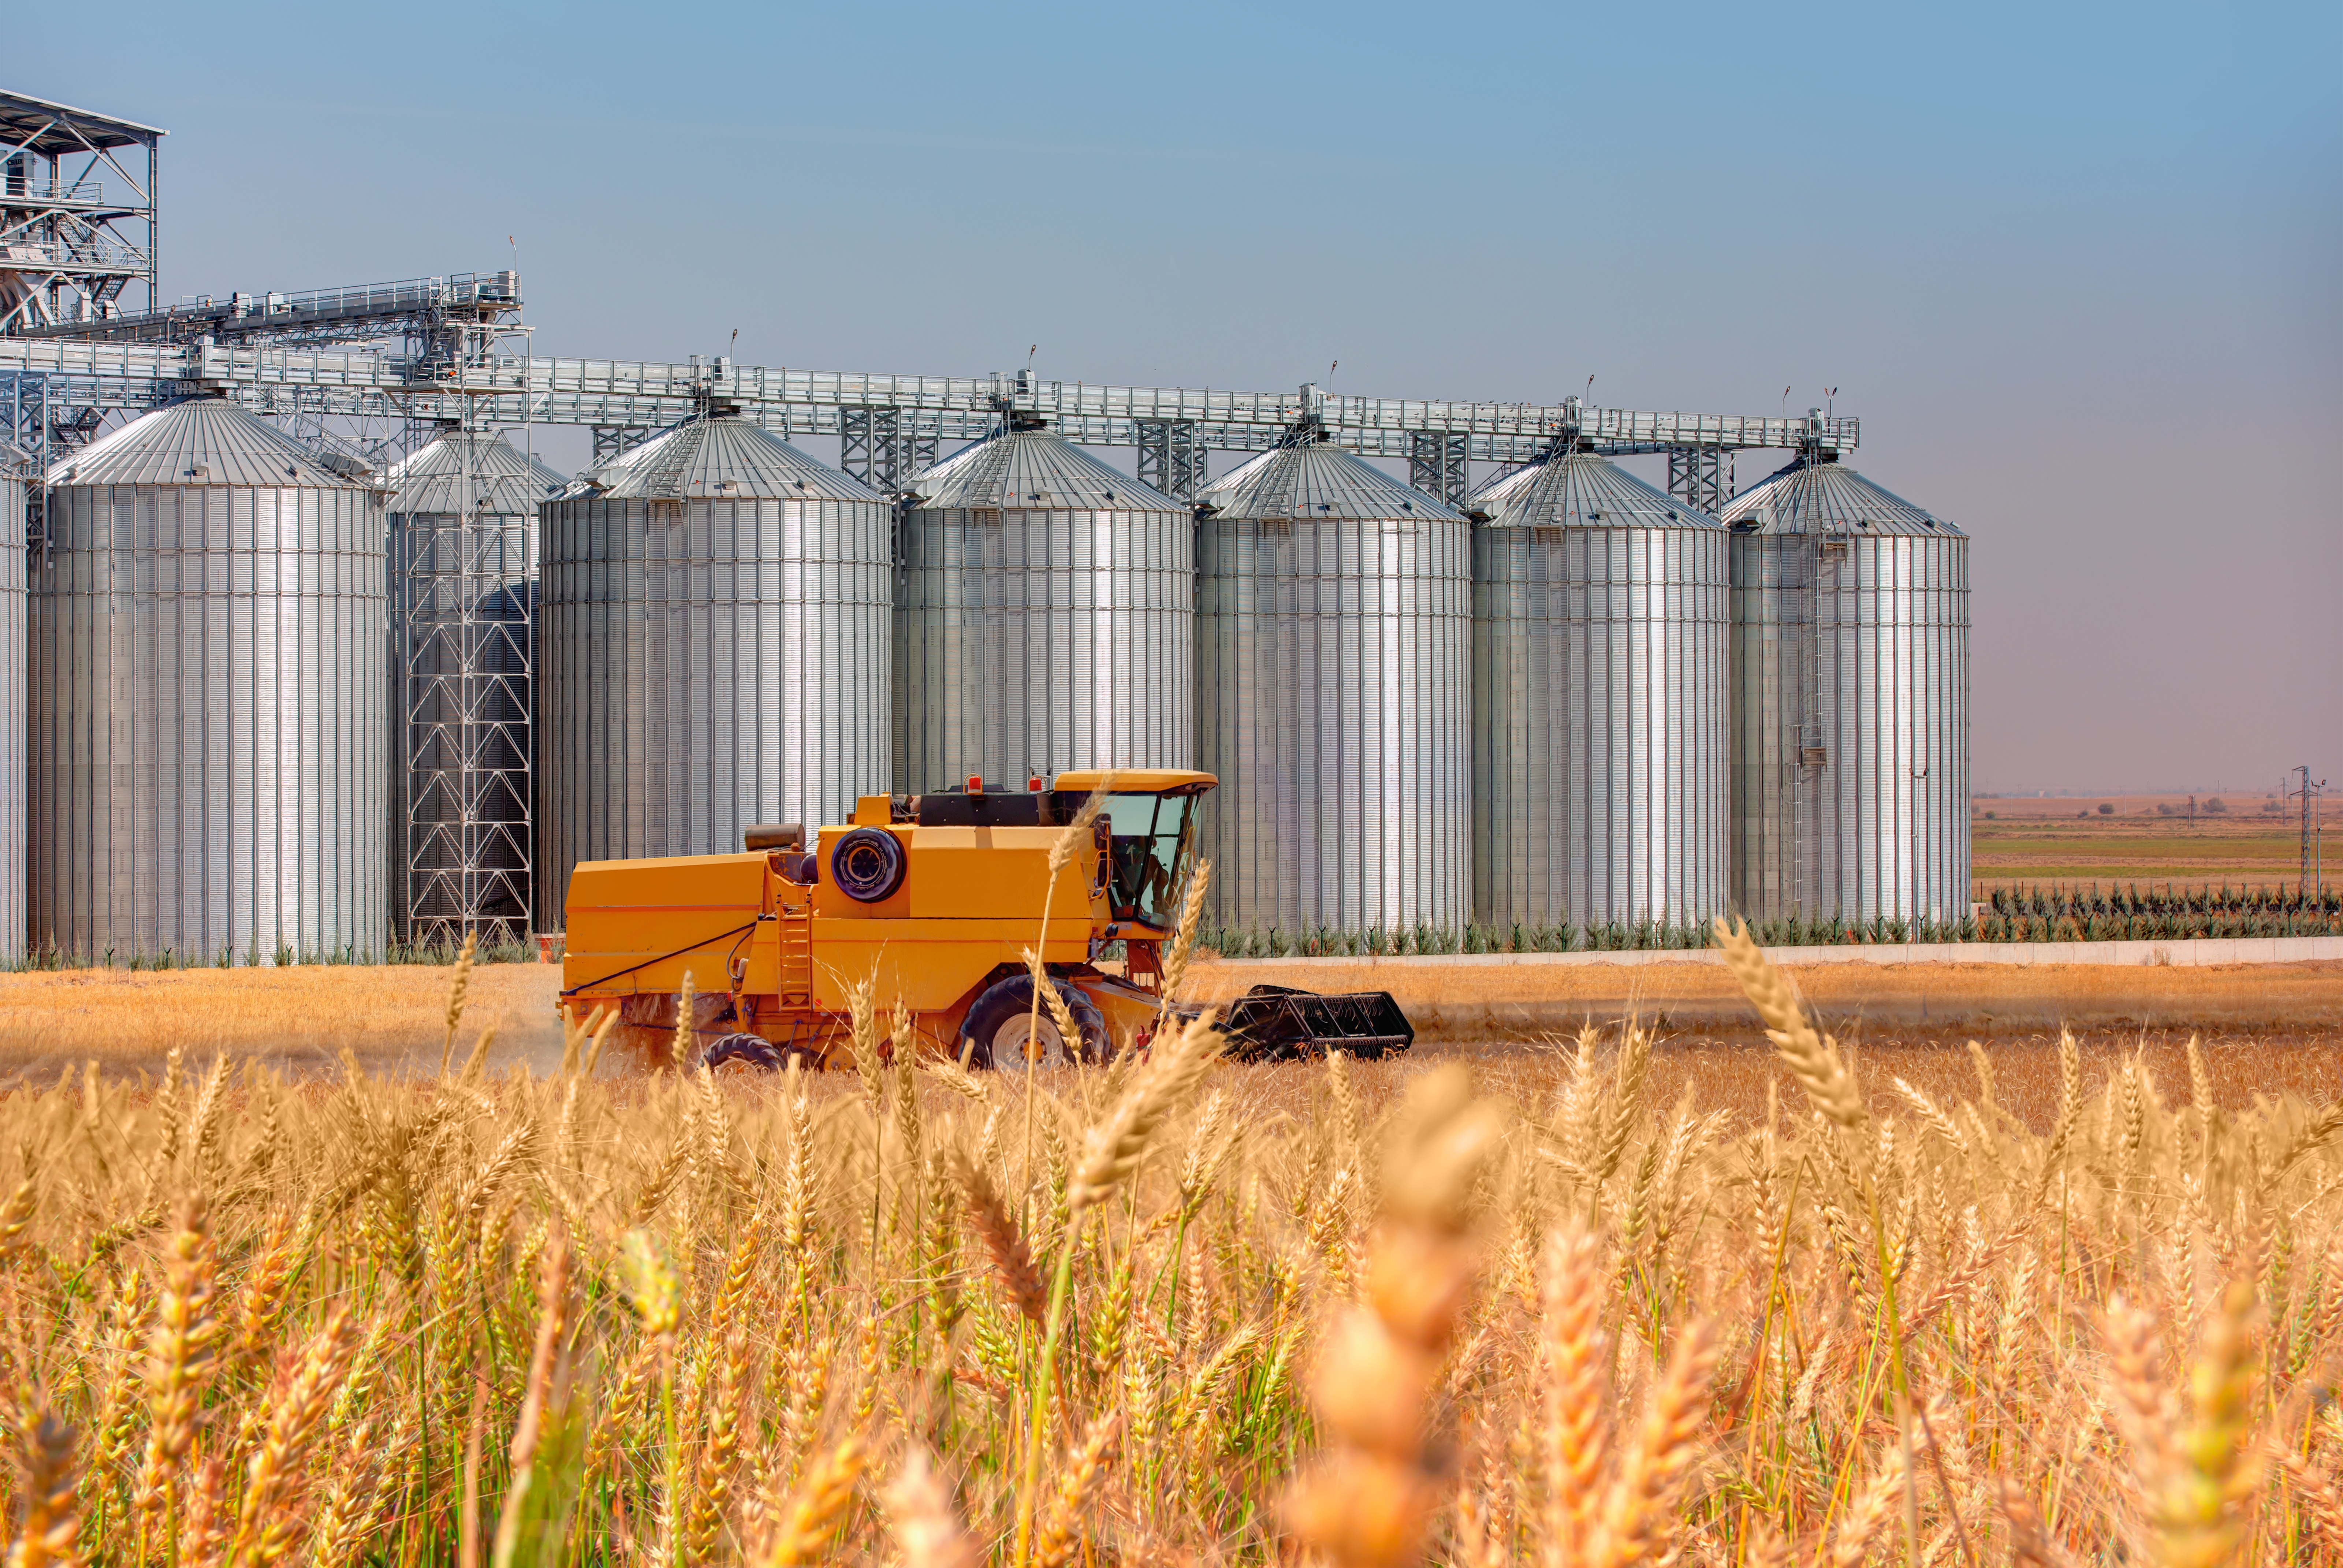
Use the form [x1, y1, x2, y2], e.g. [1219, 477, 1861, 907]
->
[759, 1433, 868, 1568]
[1021, 949, 1084, 1061]
[883, 1446, 979, 1568]
[1033, 1415, 1119, 1568]
[1712, 917, 1865, 1128]
[8, 1408, 83, 1568]
[951, 1153, 1047, 1326]
[1069, 1013, 1224, 1212]
[222, 1305, 360, 1567]
[135, 1194, 218, 1522]
[1156, 856, 1213, 1005]
[441, 929, 478, 1074]
[1584, 1316, 1722, 1568]
[1539, 1224, 1610, 1563]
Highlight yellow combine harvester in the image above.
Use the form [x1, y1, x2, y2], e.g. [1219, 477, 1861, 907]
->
[559, 769, 1412, 1070]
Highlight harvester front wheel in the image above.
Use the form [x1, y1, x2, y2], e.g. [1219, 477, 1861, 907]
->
[700, 1033, 816, 1073]
[960, 973, 1109, 1072]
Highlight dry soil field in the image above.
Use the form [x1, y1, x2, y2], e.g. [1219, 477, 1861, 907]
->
[3, 952, 2337, 1119]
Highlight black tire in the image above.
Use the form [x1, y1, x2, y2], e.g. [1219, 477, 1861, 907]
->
[958, 972, 1109, 1071]
[830, 827, 907, 903]
[700, 1032, 793, 1072]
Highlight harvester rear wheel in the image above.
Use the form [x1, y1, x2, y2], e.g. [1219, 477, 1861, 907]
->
[960, 973, 1109, 1072]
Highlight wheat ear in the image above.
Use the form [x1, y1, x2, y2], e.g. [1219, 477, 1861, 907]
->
[441, 929, 478, 1074]
[1584, 1316, 1722, 1568]
[1033, 1415, 1119, 1568]
[883, 1446, 979, 1568]
[8, 1408, 83, 1568]
[760, 1433, 868, 1568]
[1713, 917, 1865, 1127]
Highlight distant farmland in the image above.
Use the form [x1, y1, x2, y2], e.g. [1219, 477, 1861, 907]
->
[1972, 789, 2330, 894]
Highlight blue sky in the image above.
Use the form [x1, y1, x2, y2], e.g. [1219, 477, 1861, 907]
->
[14, 1, 2339, 792]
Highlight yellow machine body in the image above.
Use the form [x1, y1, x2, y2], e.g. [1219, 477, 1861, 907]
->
[559, 771, 1216, 1064]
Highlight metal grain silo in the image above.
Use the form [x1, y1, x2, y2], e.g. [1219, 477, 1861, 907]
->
[385, 429, 565, 943]
[535, 414, 891, 930]
[1193, 437, 1468, 932]
[0, 446, 23, 960]
[897, 425, 1191, 792]
[1720, 452, 1969, 925]
[1470, 451, 1730, 930]
[30, 398, 388, 962]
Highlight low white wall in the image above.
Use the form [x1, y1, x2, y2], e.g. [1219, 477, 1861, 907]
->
[1209, 935, 2343, 971]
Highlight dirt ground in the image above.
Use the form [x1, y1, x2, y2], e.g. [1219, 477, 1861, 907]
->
[0, 964, 570, 1087]
[1184, 952, 2343, 1040]
[0, 954, 2336, 1105]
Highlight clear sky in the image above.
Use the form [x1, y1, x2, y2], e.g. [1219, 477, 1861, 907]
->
[14, 1, 2339, 794]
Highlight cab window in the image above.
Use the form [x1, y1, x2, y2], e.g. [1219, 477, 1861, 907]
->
[1104, 792, 1196, 928]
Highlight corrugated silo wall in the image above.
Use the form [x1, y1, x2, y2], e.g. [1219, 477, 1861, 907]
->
[29, 480, 388, 961]
[1193, 507, 1470, 932]
[535, 490, 893, 930]
[0, 472, 23, 960]
[1472, 523, 1732, 928]
[895, 501, 1192, 794]
[1731, 530, 1969, 923]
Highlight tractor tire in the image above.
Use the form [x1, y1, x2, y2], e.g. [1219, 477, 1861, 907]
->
[700, 1033, 813, 1073]
[959, 972, 1109, 1071]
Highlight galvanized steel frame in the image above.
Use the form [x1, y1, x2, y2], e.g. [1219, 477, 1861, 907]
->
[390, 307, 540, 947]
[0, 90, 161, 336]
[0, 338, 1861, 473]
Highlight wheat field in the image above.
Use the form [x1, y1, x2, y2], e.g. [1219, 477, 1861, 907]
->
[0, 923, 2335, 1568]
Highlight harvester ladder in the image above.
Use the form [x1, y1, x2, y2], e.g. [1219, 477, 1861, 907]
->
[775, 906, 813, 1005]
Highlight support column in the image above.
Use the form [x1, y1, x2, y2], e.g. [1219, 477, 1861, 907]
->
[1135, 420, 1208, 500]
[1666, 446, 1733, 515]
[1409, 430, 1469, 506]
[838, 407, 934, 493]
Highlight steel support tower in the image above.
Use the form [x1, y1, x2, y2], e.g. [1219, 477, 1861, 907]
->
[1135, 418, 1209, 499]
[391, 315, 539, 948]
[0, 91, 161, 338]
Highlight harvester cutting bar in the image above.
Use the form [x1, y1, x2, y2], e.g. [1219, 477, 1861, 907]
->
[1219, 984, 1414, 1061]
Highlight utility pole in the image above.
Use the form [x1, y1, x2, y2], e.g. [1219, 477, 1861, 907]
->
[2291, 766, 2327, 901]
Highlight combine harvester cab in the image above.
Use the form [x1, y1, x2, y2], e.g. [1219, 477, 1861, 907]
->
[558, 770, 1412, 1069]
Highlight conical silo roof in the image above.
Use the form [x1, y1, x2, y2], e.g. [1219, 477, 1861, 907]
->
[47, 397, 359, 488]
[568, 415, 880, 502]
[909, 428, 1179, 511]
[1197, 438, 1463, 521]
[1469, 449, 1718, 529]
[1718, 455, 1959, 537]
[386, 431, 567, 515]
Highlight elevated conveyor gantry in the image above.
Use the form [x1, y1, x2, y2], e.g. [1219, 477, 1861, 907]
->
[0, 333, 1860, 504]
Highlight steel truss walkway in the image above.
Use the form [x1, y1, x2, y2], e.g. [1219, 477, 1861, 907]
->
[0, 334, 1856, 504]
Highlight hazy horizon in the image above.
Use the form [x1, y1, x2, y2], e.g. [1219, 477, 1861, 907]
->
[11, 1, 2338, 795]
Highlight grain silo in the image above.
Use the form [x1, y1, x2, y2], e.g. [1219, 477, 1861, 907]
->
[30, 398, 388, 962]
[0, 445, 23, 960]
[535, 413, 891, 930]
[1470, 450, 1730, 930]
[1719, 451, 1969, 925]
[1193, 437, 1468, 932]
[384, 428, 565, 942]
[897, 424, 1191, 792]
